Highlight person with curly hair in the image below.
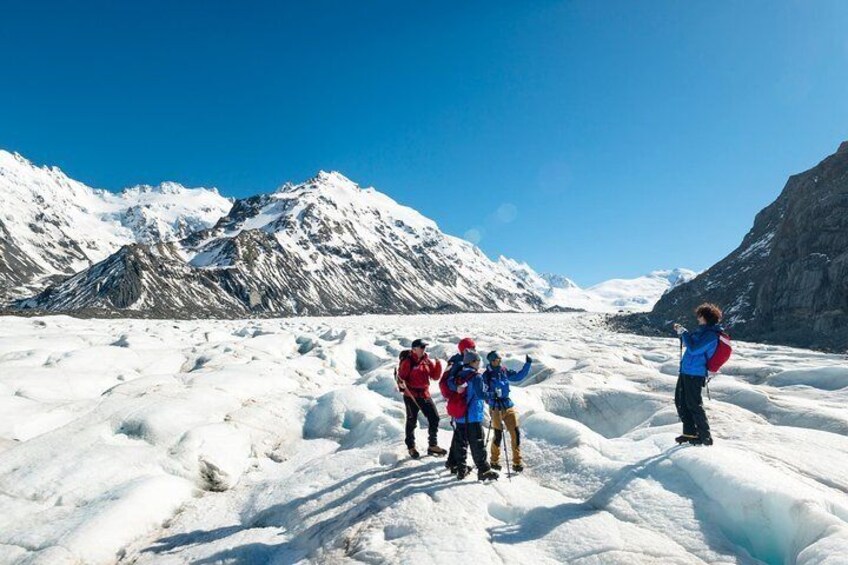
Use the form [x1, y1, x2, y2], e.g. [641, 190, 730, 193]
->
[672, 303, 724, 446]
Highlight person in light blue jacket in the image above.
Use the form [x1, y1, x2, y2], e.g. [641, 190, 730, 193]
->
[673, 303, 724, 446]
[448, 350, 499, 481]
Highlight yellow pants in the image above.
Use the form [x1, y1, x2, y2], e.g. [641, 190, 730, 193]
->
[490, 406, 522, 467]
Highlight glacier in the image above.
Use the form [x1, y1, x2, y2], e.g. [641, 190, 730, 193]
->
[1, 313, 846, 564]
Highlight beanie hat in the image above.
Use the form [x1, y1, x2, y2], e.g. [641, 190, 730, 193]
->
[486, 351, 502, 364]
[463, 349, 481, 365]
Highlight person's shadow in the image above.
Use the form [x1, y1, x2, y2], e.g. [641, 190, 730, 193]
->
[487, 448, 682, 544]
[143, 460, 462, 564]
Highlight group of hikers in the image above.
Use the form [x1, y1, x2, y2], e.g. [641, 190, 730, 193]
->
[395, 337, 531, 481]
[394, 302, 730, 482]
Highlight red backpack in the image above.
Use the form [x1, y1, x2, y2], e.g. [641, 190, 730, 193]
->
[440, 363, 469, 418]
[707, 331, 732, 373]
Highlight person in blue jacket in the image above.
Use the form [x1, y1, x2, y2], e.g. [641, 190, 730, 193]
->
[483, 351, 532, 472]
[449, 350, 499, 481]
[673, 303, 724, 446]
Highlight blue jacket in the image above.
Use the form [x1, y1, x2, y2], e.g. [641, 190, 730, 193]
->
[680, 325, 723, 377]
[482, 361, 531, 409]
[449, 367, 487, 424]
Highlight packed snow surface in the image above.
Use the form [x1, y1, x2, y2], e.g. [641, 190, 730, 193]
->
[1, 313, 846, 564]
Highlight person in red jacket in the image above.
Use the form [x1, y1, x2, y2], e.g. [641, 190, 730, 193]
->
[398, 338, 447, 459]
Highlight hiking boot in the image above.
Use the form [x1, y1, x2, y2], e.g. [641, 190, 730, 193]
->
[456, 466, 472, 480]
[675, 434, 697, 444]
[690, 436, 714, 446]
[408, 448, 420, 459]
[513, 463, 524, 473]
[427, 445, 447, 457]
[491, 463, 502, 471]
[478, 468, 499, 482]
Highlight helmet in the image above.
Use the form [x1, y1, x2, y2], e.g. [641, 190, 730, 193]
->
[458, 337, 476, 353]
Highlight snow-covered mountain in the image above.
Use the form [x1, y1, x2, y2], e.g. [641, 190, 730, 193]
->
[19, 171, 543, 317]
[0, 151, 232, 300]
[498, 258, 697, 313]
[575, 268, 698, 312]
[4, 150, 693, 318]
[541, 272, 579, 289]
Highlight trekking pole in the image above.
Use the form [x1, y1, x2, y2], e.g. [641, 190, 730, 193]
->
[498, 399, 512, 481]
[396, 367, 425, 429]
[484, 409, 492, 449]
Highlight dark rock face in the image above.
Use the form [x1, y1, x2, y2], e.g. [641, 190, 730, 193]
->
[625, 142, 848, 351]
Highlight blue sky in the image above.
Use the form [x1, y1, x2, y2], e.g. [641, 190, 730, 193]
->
[2, 1, 847, 285]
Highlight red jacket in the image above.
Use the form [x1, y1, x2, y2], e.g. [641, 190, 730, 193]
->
[398, 352, 442, 399]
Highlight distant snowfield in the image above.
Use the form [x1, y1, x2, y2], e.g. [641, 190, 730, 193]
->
[1, 314, 847, 564]
[545, 268, 698, 313]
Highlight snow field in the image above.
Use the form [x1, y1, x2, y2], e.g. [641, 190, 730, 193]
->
[0, 313, 846, 564]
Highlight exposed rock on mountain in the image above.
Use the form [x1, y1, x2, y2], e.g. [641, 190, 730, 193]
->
[624, 142, 848, 351]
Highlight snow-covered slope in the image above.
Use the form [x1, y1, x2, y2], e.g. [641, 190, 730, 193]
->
[542, 268, 697, 313]
[497, 260, 697, 313]
[1, 313, 846, 564]
[0, 150, 232, 300]
[582, 268, 697, 312]
[20, 172, 543, 317]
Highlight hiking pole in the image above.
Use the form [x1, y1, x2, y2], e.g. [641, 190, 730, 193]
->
[396, 367, 427, 436]
[484, 409, 493, 449]
[498, 398, 512, 481]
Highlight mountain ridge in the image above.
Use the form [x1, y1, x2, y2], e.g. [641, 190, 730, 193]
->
[3, 150, 691, 319]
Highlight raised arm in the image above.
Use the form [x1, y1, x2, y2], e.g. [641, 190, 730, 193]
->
[507, 356, 532, 382]
[682, 331, 718, 356]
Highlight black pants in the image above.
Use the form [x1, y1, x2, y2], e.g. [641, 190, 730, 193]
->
[454, 421, 490, 473]
[404, 396, 440, 449]
[447, 424, 465, 469]
[675, 374, 711, 439]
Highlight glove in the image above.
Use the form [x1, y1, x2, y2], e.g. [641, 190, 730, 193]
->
[525, 355, 533, 364]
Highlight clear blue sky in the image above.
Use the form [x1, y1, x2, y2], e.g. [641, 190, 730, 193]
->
[2, 1, 847, 285]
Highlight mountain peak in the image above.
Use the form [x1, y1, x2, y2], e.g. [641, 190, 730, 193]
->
[312, 170, 358, 189]
[275, 171, 359, 196]
[541, 273, 579, 290]
[123, 182, 187, 196]
[837, 141, 848, 155]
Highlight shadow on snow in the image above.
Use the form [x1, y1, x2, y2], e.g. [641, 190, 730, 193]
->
[143, 460, 461, 563]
